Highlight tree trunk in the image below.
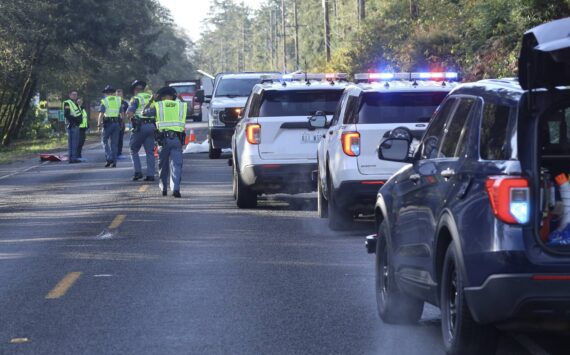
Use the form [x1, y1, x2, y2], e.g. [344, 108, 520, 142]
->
[1, 72, 34, 146]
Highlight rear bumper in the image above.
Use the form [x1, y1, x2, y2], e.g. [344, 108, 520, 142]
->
[209, 127, 234, 149]
[241, 163, 317, 194]
[334, 180, 385, 213]
[464, 274, 570, 324]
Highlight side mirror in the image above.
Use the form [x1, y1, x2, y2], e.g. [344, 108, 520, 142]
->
[378, 138, 412, 162]
[308, 112, 327, 130]
[195, 90, 205, 103]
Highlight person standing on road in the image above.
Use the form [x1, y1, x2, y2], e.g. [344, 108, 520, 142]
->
[116, 89, 129, 159]
[97, 85, 124, 168]
[143, 86, 187, 198]
[62, 90, 82, 164]
[77, 98, 89, 161]
[127, 80, 156, 181]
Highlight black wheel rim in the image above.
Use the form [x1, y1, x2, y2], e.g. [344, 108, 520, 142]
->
[378, 240, 389, 304]
[446, 267, 458, 338]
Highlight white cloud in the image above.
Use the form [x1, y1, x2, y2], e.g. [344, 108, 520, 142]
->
[160, 0, 265, 42]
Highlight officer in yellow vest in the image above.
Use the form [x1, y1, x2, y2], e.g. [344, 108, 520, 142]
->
[143, 86, 187, 198]
[76, 98, 89, 161]
[62, 90, 82, 164]
[127, 80, 156, 181]
[97, 85, 124, 167]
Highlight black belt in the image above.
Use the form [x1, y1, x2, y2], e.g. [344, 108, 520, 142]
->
[140, 119, 155, 124]
[104, 117, 120, 122]
[163, 131, 182, 139]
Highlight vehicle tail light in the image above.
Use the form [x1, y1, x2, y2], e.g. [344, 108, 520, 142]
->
[485, 176, 530, 224]
[342, 132, 360, 156]
[246, 123, 261, 145]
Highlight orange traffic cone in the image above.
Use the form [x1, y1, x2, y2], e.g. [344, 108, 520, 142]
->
[189, 129, 196, 143]
[153, 145, 158, 157]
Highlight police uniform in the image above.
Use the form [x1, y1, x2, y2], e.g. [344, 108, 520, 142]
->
[78, 105, 88, 159]
[127, 80, 156, 181]
[99, 85, 123, 167]
[143, 86, 187, 197]
[62, 97, 82, 164]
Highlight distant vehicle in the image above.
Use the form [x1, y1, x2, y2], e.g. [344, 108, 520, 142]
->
[195, 72, 280, 159]
[166, 80, 201, 122]
[231, 73, 348, 208]
[317, 72, 457, 230]
[366, 17, 570, 355]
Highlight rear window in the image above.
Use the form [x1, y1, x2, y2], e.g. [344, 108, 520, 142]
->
[480, 103, 511, 160]
[541, 106, 570, 155]
[215, 78, 261, 97]
[358, 91, 448, 124]
[170, 84, 196, 94]
[251, 90, 343, 117]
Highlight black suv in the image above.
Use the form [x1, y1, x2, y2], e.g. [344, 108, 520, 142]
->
[366, 18, 570, 355]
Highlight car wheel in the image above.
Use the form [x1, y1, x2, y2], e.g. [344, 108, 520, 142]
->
[208, 140, 222, 159]
[327, 173, 351, 230]
[317, 173, 328, 218]
[376, 220, 424, 324]
[440, 243, 497, 355]
[234, 163, 257, 208]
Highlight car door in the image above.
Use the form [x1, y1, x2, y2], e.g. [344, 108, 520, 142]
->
[395, 97, 477, 288]
[391, 98, 457, 276]
[319, 91, 348, 193]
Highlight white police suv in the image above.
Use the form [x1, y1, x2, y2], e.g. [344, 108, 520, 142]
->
[206, 72, 278, 159]
[316, 72, 458, 230]
[232, 73, 349, 208]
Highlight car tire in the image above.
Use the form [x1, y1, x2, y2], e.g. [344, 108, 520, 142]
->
[208, 140, 222, 159]
[234, 163, 257, 208]
[376, 220, 424, 324]
[317, 173, 328, 218]
[327, 173, 351, 230]
[440, 243, 497, 355]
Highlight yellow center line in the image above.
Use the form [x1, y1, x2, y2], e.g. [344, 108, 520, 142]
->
[45, 272, 82, 299]
[138, 185, 149, 193]
[108, 214, 126, 229]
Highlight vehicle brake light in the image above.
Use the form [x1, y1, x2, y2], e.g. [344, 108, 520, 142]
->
[342, 132, 360, 157]
[485, 177, 530, 224]
[246, 123, 261, 145]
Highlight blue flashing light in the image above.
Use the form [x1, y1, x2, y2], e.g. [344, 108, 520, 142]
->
[445, 72, 459, 80]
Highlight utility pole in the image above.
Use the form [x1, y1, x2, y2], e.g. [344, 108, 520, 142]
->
[323, 0, 331, 63]
[293, 0, 299, 70]
[281, 0, 287, 72]
[270, 10, 276, 69]
[357, 0, 365, 22]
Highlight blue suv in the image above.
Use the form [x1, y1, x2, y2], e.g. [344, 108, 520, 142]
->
[365, 18, 570, 355]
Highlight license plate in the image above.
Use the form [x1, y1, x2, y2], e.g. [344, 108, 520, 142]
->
[302, 133, 322, 143]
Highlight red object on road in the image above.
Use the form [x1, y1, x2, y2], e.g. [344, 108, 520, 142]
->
[40, 154, 68, 162]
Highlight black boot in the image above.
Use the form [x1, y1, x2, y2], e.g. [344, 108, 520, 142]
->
[162, 190, 167, 196]
[172, 191, 181, 198]
[143, 176, 155, 181]
[105, 161, 111, 167]
[133, 173, 143, 181]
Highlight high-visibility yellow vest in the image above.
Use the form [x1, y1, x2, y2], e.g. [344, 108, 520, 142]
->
[134, 92, 153, 119]
[154, 100, 187, 132]
[101, 95, 121, 117]
[80, 108, 88, 128]
[62, 99, 82, 117]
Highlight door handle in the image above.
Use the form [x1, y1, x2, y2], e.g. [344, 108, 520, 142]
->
[441, 168, 455, 179]
[409, 174, 420, 183]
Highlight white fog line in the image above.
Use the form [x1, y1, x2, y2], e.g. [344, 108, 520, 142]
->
[510, 333, 550, 355]
[0, 161, 50, 181]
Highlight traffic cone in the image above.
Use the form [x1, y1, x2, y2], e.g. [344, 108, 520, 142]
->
[189, 129, 196, 143]
[154, 145, 158, 157]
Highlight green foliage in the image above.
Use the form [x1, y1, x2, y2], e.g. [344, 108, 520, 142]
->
[194, 0, 569, 80]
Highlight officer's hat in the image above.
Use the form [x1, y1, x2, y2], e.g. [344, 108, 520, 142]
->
[130, 80, 147, 93]
[102, 85, 115, 94]
[156, 86, 177, 99]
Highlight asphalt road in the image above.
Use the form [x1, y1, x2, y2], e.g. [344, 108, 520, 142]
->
[0, 123, 566, 354]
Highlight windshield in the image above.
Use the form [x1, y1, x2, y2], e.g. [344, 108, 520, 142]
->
[253, 90, 344, 117]
[214, 78, 260, 97]
[358, 92, 448, 124]
[170, 84, 196, 94]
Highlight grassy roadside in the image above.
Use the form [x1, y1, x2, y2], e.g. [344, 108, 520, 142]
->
[0, 134, 99, 165]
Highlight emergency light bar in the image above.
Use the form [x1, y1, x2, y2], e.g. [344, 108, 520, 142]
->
[355, 72, 460, 83]
[261, 73, 348, 83]
[410, 72, 459, 81]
